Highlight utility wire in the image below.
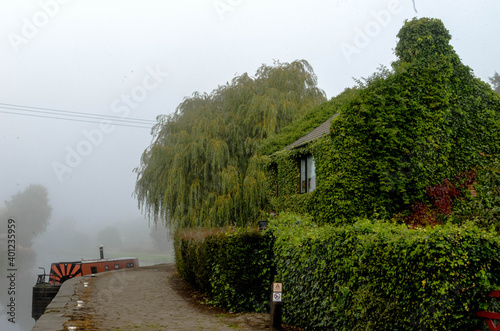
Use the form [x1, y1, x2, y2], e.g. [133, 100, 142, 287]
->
[0, 102, 156, 124]
[0, 110, 153, 129]
[0, 102, 157, 129]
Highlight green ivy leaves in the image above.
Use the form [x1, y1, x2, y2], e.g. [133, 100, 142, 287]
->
[174, 227, 275, 312]
[272, 215, 500, 330]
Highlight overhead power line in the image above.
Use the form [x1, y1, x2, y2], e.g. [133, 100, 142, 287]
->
[0, 102, 157, 129]
[0, 110, 153, 129]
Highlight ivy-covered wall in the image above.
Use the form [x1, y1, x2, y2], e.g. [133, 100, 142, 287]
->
[266, 142, 319, 215]
[262, 90, 355, 216]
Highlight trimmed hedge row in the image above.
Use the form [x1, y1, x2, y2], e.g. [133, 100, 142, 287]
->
[173, 216, 500, 329]
[271, 214, 500, 330]
[174, 226, 274, 312]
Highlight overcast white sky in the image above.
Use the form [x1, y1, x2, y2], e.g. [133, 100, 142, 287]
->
[1, 0, 499, 233]
[0, 0, 499, 329]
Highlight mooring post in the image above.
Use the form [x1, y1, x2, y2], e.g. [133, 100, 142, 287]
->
[270, 282, 283, 330]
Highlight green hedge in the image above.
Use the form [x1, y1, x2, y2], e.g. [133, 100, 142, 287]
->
[174, 226, 275, 312]
[271, 214, 500, 330]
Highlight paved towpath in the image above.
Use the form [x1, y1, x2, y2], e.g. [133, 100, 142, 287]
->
[33, 264, 270, 330]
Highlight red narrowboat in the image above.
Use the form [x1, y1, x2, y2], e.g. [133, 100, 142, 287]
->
[32, 246, 139, 320]
[47, 257, 139, 284]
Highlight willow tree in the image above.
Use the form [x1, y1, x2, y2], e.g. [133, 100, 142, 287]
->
[135, 60, 326, 229]
[491, 72, 500, 94]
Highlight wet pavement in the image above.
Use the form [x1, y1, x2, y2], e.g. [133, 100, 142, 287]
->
[32, 264, 269, 330]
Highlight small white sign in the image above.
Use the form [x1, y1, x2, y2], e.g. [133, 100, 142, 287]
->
[273, 292, 282, 302]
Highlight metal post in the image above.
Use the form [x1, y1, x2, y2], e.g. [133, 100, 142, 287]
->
[270, 300, 282, 330]
[270, 283, 282, 330]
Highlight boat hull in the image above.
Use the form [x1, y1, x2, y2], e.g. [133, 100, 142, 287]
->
[32, 284, 61, 321]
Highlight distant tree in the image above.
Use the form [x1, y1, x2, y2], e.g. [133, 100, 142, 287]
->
[0, 184, 51, 329]
[2, 184, 52, 246]
[490, 72, 500, 94]
[39, 217, 93, 257]
[149, 225, 170, 251]
[135, 60, 326, 229]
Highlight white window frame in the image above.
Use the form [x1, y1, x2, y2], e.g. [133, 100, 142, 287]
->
[300, 155, 316, 193]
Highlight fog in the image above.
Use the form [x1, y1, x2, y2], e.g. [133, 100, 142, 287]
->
[0, 185, 172, 330]
[1, 0, 499, 329]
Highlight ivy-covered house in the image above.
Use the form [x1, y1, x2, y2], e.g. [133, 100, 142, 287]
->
[287, 115, 337, 193]
[260, 18, 500, 330]
[266, 114, 338, 215]
[265, 18, 500, 226]
[260, 87, 358, 217]
[267, 19, 500, 228]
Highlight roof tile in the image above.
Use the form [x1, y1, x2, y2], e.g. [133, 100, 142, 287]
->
[286, 114, 338, 149]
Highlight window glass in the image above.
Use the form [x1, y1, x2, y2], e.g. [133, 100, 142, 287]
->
[300, 155, 316, 193]
[308, 156, 316, 191]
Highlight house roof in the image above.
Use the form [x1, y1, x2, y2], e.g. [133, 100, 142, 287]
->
[286, 114, 338, 150]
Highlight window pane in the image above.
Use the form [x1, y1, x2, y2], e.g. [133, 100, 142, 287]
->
[308, 156, 316, 191]
[300, 158, 306, 193]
